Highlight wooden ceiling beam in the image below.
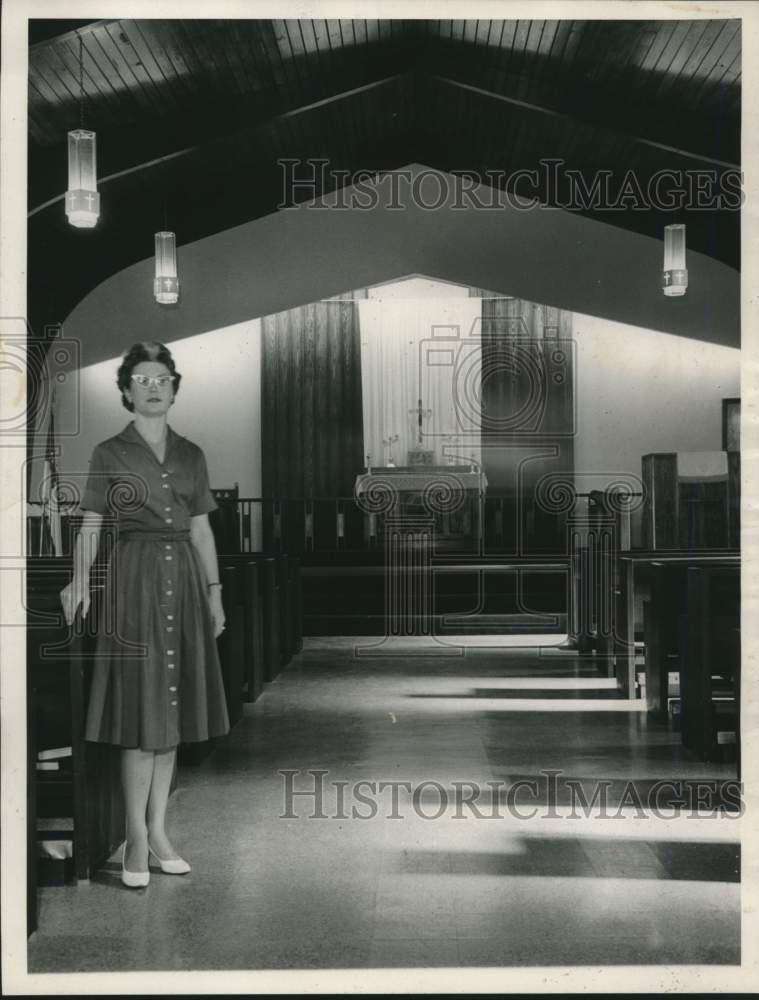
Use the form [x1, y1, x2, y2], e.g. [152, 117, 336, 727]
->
[28, 72, 410, 212]
[432, 74, 739, 170]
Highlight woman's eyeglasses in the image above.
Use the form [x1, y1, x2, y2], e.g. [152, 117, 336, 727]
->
[131, 374, 173, 390]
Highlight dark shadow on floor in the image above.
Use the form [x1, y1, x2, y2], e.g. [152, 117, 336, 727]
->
[405, 688, 625, 700]
[481, 771, 743, 811]
[397, 837, 740, 881]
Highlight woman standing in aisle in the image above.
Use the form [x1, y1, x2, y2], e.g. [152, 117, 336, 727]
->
[61, 341, 229, 888]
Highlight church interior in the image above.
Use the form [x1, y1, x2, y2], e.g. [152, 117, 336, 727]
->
[21, 14, 744, 976]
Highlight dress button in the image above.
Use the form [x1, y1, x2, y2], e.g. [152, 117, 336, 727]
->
[171, 700, 178, 706]
[169, 686, 177, 692]
[165, 556, 173, 561]
[162, 484, 169, 489]
[167, 615, 174, 621]
[167, 649, 175, 655]
[165, 507, 171, 512]
[165, 544, 171, 550]
[165, 518, 173, 524]
[168, 664, 175, 669]
[161, 473, 169, 479]
[167, 626, 174, 632]
[166, 590, 173, 596]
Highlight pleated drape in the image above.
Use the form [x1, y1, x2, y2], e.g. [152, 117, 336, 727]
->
[261, 301, 364, 498]
[358, 296, 482, 468]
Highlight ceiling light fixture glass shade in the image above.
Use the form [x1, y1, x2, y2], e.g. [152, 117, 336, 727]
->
[662, 223, 687, 297]
[66, 129, 100, 228]
[154, 231, 179, 304]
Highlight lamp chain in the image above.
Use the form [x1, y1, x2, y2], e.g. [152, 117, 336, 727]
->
[79, 34, 84, 129]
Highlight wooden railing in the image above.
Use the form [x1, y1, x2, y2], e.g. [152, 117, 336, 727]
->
[209, 495, 577, 555]
[26, 493, 637, 557]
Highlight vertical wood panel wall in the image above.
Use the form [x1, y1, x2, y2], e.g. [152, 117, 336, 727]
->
[261, 301, 364, 499]
[480, 297, 575, 550]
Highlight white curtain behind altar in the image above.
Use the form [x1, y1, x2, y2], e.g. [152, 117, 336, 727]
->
[358, 283, 482, 469]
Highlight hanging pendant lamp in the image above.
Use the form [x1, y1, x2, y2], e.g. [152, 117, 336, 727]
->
[154, 231, 179, 304]
[65, 36, 99, 228]
[662, 224, 687, 297]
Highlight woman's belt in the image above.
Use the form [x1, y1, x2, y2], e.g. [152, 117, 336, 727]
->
[118, 529, 192, 543]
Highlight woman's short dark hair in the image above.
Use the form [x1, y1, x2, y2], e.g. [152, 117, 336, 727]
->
[116, 341, 182, 411]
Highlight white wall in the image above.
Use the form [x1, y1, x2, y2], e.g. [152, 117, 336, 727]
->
[574, 313, 740, 480]
[58, 320, 262, 498]
[54, 291, 740, 546]
[366, 276, 471, 299]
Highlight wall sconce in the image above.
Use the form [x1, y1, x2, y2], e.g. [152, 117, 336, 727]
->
[154, 231, 179, 304]
[65, 129, 100, 228]
[662, 224, 687, 297]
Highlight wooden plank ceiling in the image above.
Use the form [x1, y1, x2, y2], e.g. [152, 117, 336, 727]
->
[27, 18, 741, 335]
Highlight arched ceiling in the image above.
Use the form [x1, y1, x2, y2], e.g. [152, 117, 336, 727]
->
[63, 166, 739, 369]
[28, 17, 741, 340]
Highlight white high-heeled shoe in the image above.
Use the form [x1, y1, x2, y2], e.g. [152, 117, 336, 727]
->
[148, 845, 191, 875]
[121, 842, 150, 888]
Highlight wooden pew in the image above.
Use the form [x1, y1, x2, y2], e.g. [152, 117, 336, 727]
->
[27, 559, 124, 895]
[681, 565, 740, 763]
[217, 554, 303, 715]
[642, 565, 681, 720]
[279, 555, 303, 665]
[570, 490, 629, 675]
[208, 553, 290, 685]
[247, 555, 281, 682]
[277, 554, 292, 668]
[615, 550, 739, 700]
[236, 553, 302, 677]
[178, 556, 263, 764]
[243, 560, 265, 701]
[290, 556, 303, 656]
[635, 557, 740, 765]
[218, 562, 245, 727]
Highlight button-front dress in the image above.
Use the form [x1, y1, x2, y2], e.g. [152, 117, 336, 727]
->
[81, 421, 230, 751]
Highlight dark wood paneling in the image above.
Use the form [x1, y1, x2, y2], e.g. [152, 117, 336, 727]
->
[678, 480, 729, 548]
[261, 301, 364, 499]
[727, 451, 740, 549]
[642, 453, 678, 549]
[30, 19, 741, 154]
[479, 297, 574, 552]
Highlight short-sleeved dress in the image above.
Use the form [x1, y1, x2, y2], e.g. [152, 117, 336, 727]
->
[81, 421, 230, 751]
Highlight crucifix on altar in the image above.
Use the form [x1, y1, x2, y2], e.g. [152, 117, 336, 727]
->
[408, 398, 434, 465]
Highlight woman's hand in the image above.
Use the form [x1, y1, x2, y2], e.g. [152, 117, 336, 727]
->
[60, 578, 90, 626]
[208, 588, 225, 638]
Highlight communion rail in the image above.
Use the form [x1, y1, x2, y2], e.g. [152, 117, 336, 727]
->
[28, 492, 644, 557]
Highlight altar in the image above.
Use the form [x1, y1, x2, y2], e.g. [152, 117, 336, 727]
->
[354, 465, 488, 548]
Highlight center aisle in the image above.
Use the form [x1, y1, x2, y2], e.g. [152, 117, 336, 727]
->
[29, 637, 740, 971]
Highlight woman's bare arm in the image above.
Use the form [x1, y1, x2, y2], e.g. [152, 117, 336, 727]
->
[190, 514, 225, 636]
[190, 514, 219, 583]
[60, 510, 103, 624]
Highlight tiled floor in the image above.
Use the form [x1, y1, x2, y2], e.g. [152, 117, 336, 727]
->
[29, 638, 741, 971]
